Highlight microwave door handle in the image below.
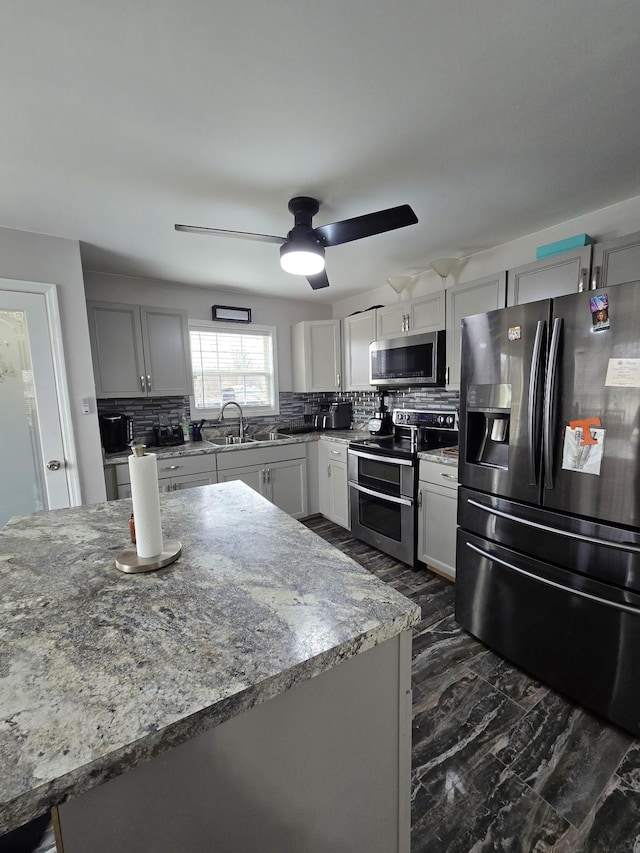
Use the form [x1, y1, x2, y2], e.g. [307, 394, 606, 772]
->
[543, 317, 562, 490]
[527, 320, 546, 485]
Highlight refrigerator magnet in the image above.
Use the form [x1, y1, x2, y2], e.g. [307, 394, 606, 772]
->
[590, 293, 610, 331]
[508, 326, 521, 341]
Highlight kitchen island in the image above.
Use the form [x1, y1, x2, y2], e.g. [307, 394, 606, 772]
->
[0, 482, 420, 852]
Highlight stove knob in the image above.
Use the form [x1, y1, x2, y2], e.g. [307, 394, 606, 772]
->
[437, 415, 445, 425]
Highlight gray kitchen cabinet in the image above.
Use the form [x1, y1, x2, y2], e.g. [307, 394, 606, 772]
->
[291, 319, 342, 392]
[317, 440, 350, 529]
[376, 291, 446, 339]
[591, 229, 640, 289]
[216, 444, 308, 518]
[417, 458, 458, 581]
[445, 272, 506, 390]
[112, 452, 218, 499]
[87, 301, 193, 398]
[341, 309, 377, 391]
[507, 247, 592, 306]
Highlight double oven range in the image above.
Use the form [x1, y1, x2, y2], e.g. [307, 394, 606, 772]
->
[348, 409, 458, 566]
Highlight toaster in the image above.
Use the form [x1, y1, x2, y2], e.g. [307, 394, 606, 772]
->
[154, 425, 185, 446]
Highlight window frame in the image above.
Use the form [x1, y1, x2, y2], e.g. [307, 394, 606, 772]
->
[188, 319, 279, 419]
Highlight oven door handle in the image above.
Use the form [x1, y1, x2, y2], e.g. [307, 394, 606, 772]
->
[348, 449, 414, 466]
[349, 482, 413, 507]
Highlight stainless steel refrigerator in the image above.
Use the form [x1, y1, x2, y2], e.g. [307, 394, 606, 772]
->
[455, 279, 640, 736]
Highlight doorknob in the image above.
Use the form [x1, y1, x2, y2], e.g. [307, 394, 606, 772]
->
[47, 460, 62, 471]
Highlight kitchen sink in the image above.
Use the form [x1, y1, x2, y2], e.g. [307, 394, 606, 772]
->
[251, 433, 291, 442]
[207, 437, 258, 446]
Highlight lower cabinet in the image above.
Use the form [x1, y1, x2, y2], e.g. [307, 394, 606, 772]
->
[113, 453, 218, 499]
[106, 442, 309, 519]
[216, 445, 308, 519]
[417, 459, 458, 580]
[317, 440, 350, 529]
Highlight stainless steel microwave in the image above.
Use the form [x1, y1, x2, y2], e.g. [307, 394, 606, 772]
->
[369, 330, 446, 387]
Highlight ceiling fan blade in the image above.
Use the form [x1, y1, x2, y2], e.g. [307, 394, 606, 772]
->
[174, 224, 285, 244]
[306, 270, 330, 290]
[314, 204, 418, 247]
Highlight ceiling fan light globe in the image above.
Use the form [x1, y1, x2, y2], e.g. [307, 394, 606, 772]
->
[430, 257, 461, 280]
[280, 244, 325, 276]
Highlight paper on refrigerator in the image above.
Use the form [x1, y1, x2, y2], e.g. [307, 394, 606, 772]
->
[561, 426, 605, 475]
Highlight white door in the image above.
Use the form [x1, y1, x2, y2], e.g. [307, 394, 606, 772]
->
[0, 285, 73, 528]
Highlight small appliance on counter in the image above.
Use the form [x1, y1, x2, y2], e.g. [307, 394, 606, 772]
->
[99, 413, 133, 454]
[153, 425, 185, 447]
[327, 401, 352, 429]
[312, 401, 352, 430]
[368, 392, 393, 436]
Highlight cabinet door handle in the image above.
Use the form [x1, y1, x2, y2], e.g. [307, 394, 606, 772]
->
[578, 267, 588, 292]
[590, 265, 601, 290]
[267, 468, 271, 484]
[418, 490, 422, 507]
[330, 449, 341, 455]
[140, 375, 146, 391]
[336, 372, 341, 387]
[440, 472, 458, 480]
[262, 468, 266, 484]
[327, 464, 332, 477]
[445, 366, 450, 385]
[160, 465, 180, 470]
[146, 374, 152, 392]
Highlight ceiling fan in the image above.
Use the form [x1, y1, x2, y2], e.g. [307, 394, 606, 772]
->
[175, 197, 418, 290]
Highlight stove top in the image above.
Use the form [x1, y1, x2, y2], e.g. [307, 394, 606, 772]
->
[349, 408, 458, 460]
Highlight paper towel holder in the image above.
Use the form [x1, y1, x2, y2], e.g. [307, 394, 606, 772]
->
[115, 539, 182, 574]
[115, 442, 182, 573]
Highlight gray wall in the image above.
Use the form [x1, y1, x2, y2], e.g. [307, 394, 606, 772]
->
[83, 271, 332, 392]
[0, 226, 106, 504]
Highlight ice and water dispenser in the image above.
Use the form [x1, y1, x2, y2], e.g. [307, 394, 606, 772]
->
[464, 384, 512, 469]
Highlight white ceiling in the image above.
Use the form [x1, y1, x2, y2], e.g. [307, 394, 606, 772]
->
[2, 0, 640, 304]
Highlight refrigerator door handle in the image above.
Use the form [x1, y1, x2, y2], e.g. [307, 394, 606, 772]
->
[543, 316, 563, 490]
[527, 320, 546, 485]
[465, 541, 640, 615]
[466, 497, 640, 554]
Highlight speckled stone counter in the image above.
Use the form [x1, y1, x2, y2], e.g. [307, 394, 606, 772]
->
[0, 482, 419, 835]
[418, 447, 459, 468]
[103, 429, 370, 467]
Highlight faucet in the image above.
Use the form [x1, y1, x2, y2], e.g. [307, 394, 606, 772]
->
[219, 401, 246, 439]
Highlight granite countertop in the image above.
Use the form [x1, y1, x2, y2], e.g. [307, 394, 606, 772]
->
[418, 447, 459, 468]
[0, 482, 419, 834]
[103, 429, 370, 466]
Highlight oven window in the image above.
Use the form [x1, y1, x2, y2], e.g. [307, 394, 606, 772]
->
[357, 456, 401, 496]
[357, 491, 402, 542]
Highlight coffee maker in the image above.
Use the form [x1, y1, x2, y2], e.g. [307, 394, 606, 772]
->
[99, 413, 133, 453]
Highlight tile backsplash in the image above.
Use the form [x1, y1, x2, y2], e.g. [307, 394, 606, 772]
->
[97, 388, 460, 445]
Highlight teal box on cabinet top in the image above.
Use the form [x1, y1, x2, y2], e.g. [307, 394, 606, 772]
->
[536, 233, 595, 260]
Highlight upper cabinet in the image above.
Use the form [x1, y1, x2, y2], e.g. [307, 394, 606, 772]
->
[291, 319, 342, 393]
[507, 247, 592, 306]
[87, 301, 193, 398]
[342, 309, 377, 392]
[445, 272, 507, 390]
[375, 291, 446, 339]
[592, 229, 640, 289]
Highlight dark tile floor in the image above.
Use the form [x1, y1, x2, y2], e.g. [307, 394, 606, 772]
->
[303, 515, 640, 853]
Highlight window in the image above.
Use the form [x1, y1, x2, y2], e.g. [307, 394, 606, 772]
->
[189, 321, 279, 418]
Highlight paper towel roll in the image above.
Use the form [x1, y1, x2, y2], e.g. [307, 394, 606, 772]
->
[128, 452, 163, 558]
